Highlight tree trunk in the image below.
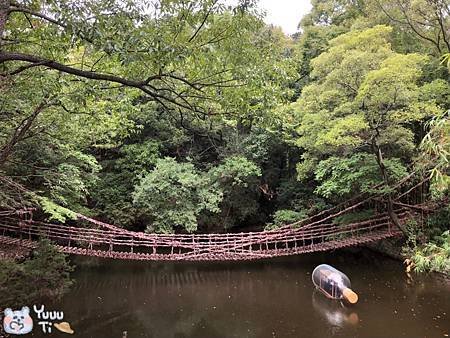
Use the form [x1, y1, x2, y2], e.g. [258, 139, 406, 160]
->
[0, 0, 10, 48]
[236, 116, 252, 135]
[371, 135, 408, 235]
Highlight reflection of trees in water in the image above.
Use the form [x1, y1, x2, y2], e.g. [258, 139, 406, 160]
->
[311, 290, 359, 336]
[55, 254, 450, 338]
[400, 270, 450, 322]
[61, 265, 304, 337]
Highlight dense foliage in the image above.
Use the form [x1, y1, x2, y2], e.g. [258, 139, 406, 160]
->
[133, 157, 222, 233]
[0, 0, 449, 271]
[0, 239, 73, 306]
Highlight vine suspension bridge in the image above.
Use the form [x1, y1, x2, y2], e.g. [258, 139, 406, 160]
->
[0, 176, 435, 261]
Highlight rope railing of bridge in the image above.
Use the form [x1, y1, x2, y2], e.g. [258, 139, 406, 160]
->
[0, 174, 430, 261]
[0, 210, 411, 261]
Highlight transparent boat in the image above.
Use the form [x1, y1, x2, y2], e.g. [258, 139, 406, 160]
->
[312, 264, 358, 304]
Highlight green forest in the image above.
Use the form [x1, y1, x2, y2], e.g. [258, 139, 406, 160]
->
[0, 0, 449, 294]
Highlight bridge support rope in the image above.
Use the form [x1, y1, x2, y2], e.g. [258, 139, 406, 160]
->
[0, 211, 410, 261]
[0, 176, 431, 261]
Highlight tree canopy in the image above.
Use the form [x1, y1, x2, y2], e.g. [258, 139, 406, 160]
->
[0, 0, 448, 271]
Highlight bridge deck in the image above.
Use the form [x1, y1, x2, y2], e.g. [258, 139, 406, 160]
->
[0, 227, 402, 261]
[0, 209, 408, 261]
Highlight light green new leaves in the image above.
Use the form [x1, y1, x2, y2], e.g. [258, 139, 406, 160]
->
[316, 114, 367, 149]
[419, 112, 450, 196]
[36, 197, 77, 223]
[291, 25, 444, 182]
[132, 158, 222, 233]
[208, 156, 261, 187]
[315, 153, 408, 198]
[356, 53, 430, 122]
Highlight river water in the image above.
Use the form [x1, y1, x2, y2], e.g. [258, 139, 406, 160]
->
[36, 250, 449, 338]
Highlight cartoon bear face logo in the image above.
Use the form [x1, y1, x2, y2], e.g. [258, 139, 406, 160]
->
[3, 307, 33, 335]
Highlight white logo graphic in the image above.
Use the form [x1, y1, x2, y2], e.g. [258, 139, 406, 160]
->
[2, 305, 74, 335]
[3, 306, 33, 335]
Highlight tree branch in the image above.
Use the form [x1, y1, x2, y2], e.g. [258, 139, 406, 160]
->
[435, 6, 450, 52]
[375, 0, 442, 53]
[188, 0, 218, 43]
[8, 4, 96, 44]
[0, 51, 151, 85]
[0, 51, 240, 115]
[0, 51, 191, 110]
[7, 60, 50, 75]
[8, 5, 66, 28]
[0, 99, 50, 166]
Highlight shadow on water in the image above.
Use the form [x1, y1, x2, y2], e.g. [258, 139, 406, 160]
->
[29, 249, 449, 338]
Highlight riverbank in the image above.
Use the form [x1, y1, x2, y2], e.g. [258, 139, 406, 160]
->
[365, 236, 405, 260]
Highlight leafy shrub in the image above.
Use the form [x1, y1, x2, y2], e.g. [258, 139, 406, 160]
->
[91, 140, 161, 228]
[411, 231, 450, 274]
[208, 156, 262, 188]
[207, 156, 262, 229]
[404, 207, 450, 274]
[41, 149, 101, 208]
[265, 209, 306, 230]
[133, 158, 222, 233]
[314, 153, 408, 198]
[0, 239, 73, 307]
[333, 209, 375, 225]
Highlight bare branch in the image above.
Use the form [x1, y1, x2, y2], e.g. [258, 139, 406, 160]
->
[435, 6, 450, 51]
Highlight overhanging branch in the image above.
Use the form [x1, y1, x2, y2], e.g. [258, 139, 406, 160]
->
[0, 51, 239, 114]
[0, 51, 202, 112]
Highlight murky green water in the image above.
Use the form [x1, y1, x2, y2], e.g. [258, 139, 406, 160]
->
[34, 250, 449, 338]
